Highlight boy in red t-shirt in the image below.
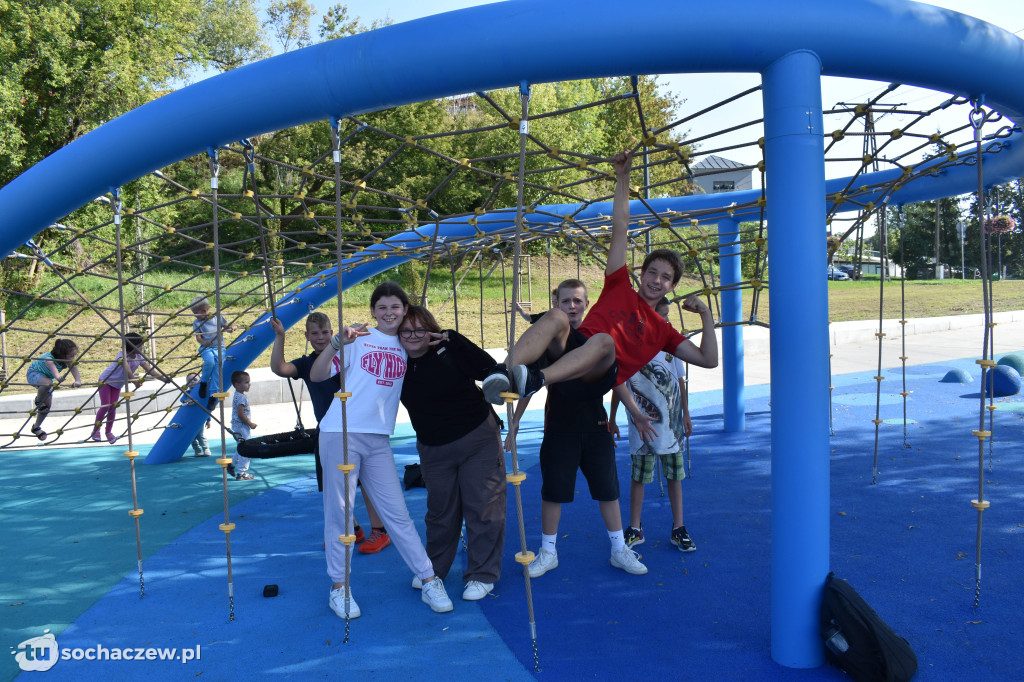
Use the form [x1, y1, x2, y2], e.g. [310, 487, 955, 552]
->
[482, 149, 718, 405]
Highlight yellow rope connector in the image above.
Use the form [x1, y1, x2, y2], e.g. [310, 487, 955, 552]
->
[875, 332, 886, 339]
[872, 419, 883, 425]
[971, 499, 990, 510]
[219, 523, 236, 533]
[124, 451, 140, 459]
[899, 356, 908, 361]
[831, 130, 845, 141]
[975, 359, 997, 368]
[334, 391, 352, 401]
[232, 211, 242, 220]
[642, 134, 657, 146]
[988, 321, 998, 329]
[121, 392, 135, 399]
[128, 509, 144, 517]
[515, 550, 536, 566]
[243, 190, 253, 198]
[338, 463, 355, 473]
[986, 404, 998, 412]
[506, 472, 527, 485]
[972, 430, 992, 440]
[212, 392, 229, 401]
[874, 376, 884, 382]
[900, 391, 911, 397]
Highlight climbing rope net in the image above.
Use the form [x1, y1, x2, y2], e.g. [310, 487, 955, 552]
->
[0, 78, 1012, 450]
[1, 76, 1016, 634]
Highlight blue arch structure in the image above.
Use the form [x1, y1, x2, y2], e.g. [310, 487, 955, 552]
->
[1, 0, 1022, 670]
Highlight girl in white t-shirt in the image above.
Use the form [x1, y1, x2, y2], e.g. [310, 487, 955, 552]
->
[311, 282, 452, 620]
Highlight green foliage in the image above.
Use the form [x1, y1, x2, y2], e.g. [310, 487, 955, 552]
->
[0, 0, 268, 187]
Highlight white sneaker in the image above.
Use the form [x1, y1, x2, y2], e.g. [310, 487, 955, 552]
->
[610, 547, 648, 575]
[411, 576, 422, 590]
[329, 587, 361, 619]
[421, 578, 454, 613]
[527, 548, 558, 578]
[462, 580, 494, 601]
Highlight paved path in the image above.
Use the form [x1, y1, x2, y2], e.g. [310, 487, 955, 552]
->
[4, 311, 1022, 449]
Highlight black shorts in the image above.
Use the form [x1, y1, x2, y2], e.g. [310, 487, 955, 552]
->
[538, 429, 619, 503]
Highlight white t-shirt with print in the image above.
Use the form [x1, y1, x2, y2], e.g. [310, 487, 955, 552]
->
[626, 352, 687, 456]
[318, 328, 407, 435]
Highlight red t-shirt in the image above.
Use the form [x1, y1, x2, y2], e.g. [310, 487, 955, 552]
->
[578, 266, 686, 385]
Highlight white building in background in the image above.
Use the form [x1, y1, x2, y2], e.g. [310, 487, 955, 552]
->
[691, 155, 754, 194]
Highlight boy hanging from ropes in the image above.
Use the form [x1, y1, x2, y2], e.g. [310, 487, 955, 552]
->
[482, 149, 719, 412]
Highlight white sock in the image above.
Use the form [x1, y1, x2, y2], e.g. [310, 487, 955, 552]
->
[609, 529, 625, 553]
[541, 533, 557, 553]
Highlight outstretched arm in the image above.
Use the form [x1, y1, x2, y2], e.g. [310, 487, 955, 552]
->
[606, 149, 634, 276]
[611, 383, 658, 442]
[269, 318, 298, 378]
[672, 294, 718, 369]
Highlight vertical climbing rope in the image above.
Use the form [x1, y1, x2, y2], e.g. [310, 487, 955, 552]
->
[969, 99, 992, 609]
[330, 118, 358, 640]
[896, 206, 912, 449]
[112, 188, 146, 598]
[502, 81, 541, 673]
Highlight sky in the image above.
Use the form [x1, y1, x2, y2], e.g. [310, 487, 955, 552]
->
[300, 0, 1024, 176]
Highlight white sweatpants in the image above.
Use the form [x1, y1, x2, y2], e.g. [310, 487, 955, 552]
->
[320, 430, 434, 584]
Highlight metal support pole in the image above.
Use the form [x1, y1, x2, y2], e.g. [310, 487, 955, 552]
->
[717, 216, 745, 432]
[762, 49, 830, 669]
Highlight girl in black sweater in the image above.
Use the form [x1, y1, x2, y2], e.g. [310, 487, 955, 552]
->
[398, 305, 507, 602]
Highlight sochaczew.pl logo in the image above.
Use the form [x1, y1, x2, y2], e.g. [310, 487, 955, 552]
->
[11, 630, 58, 672]
[11, 630, 201, 671]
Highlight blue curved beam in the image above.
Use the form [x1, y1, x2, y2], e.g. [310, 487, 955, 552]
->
[1, 0, 1023, 256]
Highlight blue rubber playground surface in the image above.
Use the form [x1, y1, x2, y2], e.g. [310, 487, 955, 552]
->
[4, 354, 1023, 681]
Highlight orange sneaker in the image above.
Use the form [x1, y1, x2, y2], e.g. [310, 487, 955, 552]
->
[357, 528, 390, 554]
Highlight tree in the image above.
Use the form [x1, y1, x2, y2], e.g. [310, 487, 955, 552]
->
[879, 198, 963, 278]
[0, 0, 268, 188]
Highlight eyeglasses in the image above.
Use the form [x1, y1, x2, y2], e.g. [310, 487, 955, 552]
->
[400, 328, 428, 339]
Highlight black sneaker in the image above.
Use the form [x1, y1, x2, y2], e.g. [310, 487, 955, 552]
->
[671, 525, 696, 552]
[481, 364, 511, 405]
[511, 364, 544, 399]
[624, 525, 644, 548]
[226, 463, 236, 477]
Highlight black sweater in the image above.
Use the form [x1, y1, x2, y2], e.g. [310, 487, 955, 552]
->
[399, 330, 497, 446]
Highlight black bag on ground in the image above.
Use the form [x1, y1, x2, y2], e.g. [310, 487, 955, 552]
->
[820, 572, 918, 682]
[403, 463, 425, 490]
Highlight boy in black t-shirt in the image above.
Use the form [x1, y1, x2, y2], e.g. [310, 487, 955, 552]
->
[271, 312, 388, 553]
[505, 280, 647, 577]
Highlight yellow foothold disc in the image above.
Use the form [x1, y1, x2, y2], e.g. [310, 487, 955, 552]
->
[500, 392, 519, 402]
[506, 472, 527, 484]
[217, 458, 233, 466]
[128, 508, 144, 517]
[338, 534, 356, 545]
[515, 550, 535, 566]
[124, 451, 140, 459]
[338, 463, 355, 473]
[971, 499, 990, 510]
[872, 419, 883, 425]
[220, 523, 236, 533]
